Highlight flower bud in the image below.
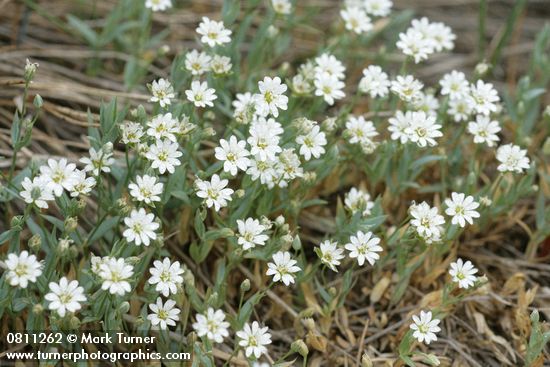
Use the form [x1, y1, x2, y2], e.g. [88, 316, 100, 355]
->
[126, 256, 141, 265]
[302, 317, 315, 331]
[118, 301, 130, 314]
[202, 127, 216, 137]
[328, 287, 337, 297]
[207, 292, 218, 306]
[10, 215, 24, 230]
[69, 316, 81, 329]
[33, 94, 43, 108]
[275, 215, 286, 226]
[267, 25, 279, 38]
[240, 279, 251, 293]
[290, 339, 309, 357]
[475, 62, 490, 76]
[24, 59, 39, 81]
[33, 304, 44, 315]
[183, 271, 195, 287]
[29, 234, 42, 252]
[322, 117, 337, 132]
[292, 235, 301, 251]
[64, 217, 78, 232]
[235, 189, 245, 198]
[203, 111, 216, 121]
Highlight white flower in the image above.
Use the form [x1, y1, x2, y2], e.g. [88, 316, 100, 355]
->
[123, 208, 160, 246]
[45, 277, 87, 317]
[314, 72, 345, 105]
[237, 321, 272, 359]
[128, 175, 163, 205]
[364, 0, 393, 16]
[315, 53, 346, 80]
[345, 231, 382, 266]
[195, 174, 234, 211]
[467, 80, 500, 116]
[147, 297, 180, 330]
[397, 29, 434, 63]
[39, 158, 78, 196]
[388, 110, 412, 143]
[121, 122, 144, 145]
[145, 139, 183, 174]
[444, 192, 480, 227]
[266, 251, 301, 286]
[272, 0, 291, 14]
[296, 125, 327, 160]
[410, 310, 441, 344]
[247, 157, 277, 188]
[359, 65, 390, 98]
[344, 187, 375, 216]
[496, 144, 530, 173]
[147, 113, 179, 142]
[341, 7, 372, 34]
[4, 251, 42, 288]
[210, 55, 232, 75]
[391, 75, 424, 103]
[247, 119, 282, 161]
[318, 240, 345, 272]
[345, 116, 378, 144]
[148, 257, 185, 297]
[467, 115, 501, 147]
[69, 169, 96, 197]
[150, 78, 175, 107]
[274, 148, 303, 187]
[405, 111, 442, 147]
[98, 258, 134, 296]
[410, 202, 445, 239]
[80, 146, 115, 176]
[196, 17, 232, 47]
[413, 92, 440, 117]
[254, 76, 288, 117]
[428, 21, 455, 52]
[215, 136, 250, 176]
[236, 218, 269, 250]
[439, 71, 469, 100]
[449, 258, 478, 289]
[185, 50, 211, 76]
[448, 97, 474, 122]
[20, 176, 54, 208]
[186, 80, 217, 108]
[233, 92, 256, 119]
[145, 0, 172, 12]
[192, 308, 230, 343]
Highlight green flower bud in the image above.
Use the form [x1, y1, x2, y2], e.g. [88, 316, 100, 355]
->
[290, 339, 309, 357]
[29, 234, 42, 252]
[64, 217, 78, 232]
[119, 302, 130, 314]
[240, 279, 251, 293]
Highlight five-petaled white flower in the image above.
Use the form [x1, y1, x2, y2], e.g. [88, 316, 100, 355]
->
[266, 251, 301, 286]
[145, 0, 172, 12]
[467, 80, 500, 116]
[98, 257, 134, 296]
[186, 80, 217, 108]
[467, 115, 501, 147]
[123, 208, 160, 246]
[214, 136, 251, 176]
[128, 175, 164, 205]
[236, 218, 269, 250]
[344, 187, 375, 216]
[496, 144, 530, 173]
[449, 258, 478, 289]
[410, 310, 441, 344]
[80, 146, 115, 176]
[20, 176, 54, 209]
[147, 113, 179, 142]
[410, 202, 445, 240]
[4, 251, 43, 288]
[145, 139, 183, 174]
[254, 76, 288, 117]
[45, 277, 87, 317]
[148, 257, 185, 297]
[185, 50, 211, 76]
[147, 297, 180, 330]
[318, 240, 345, 272]
[39, 158, 78, 197]
[296, 125, 327, 161]
[444, 192, 480, 227]
[345, 231, 383, 266]
[341, 7, 373, 34]
[192, 308, 230, 343]
[359, 65, 390, 98]
[406, 111, 442, 147]
[150, 78, 175, 107]
[196, 17, 232, 47]
[195, 174, 234, 211]
[236, 321, 272, 359]
[314, 72, 345, 105]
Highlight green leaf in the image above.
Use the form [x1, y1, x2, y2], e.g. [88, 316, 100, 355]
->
[88, 216, 120, 244]
[67, 15, 98, 46]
